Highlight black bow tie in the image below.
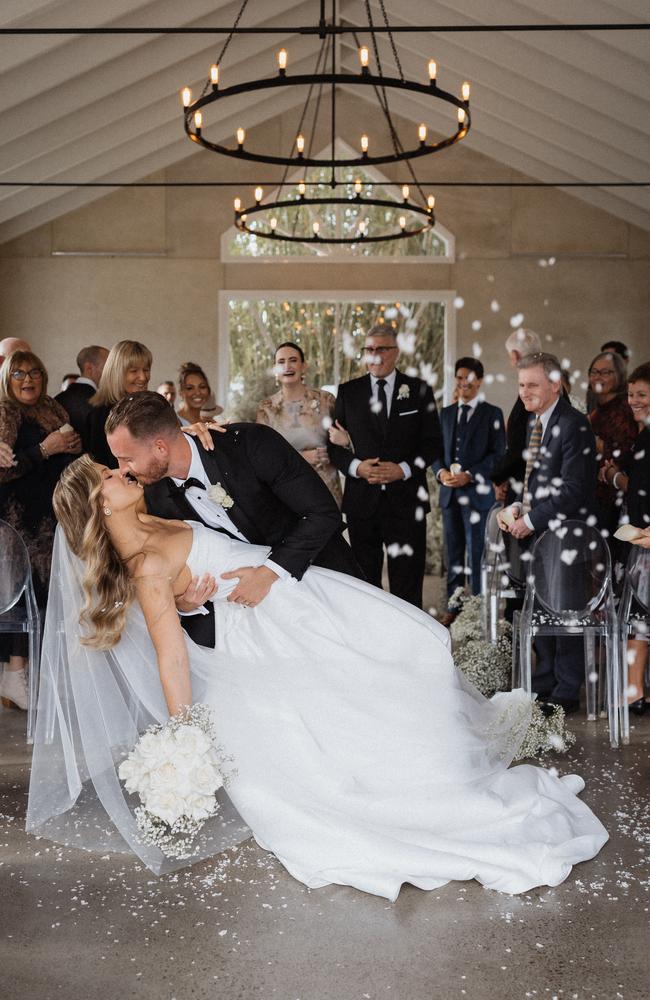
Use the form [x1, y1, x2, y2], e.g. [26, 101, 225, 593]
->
[169, 476, 206, 499]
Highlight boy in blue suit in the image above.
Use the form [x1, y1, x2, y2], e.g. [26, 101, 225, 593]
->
[433, 358, 506, 598]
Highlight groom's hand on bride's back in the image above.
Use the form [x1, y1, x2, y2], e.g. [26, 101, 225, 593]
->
[222, 565, 279, 608]
[175, 573, 218, 613]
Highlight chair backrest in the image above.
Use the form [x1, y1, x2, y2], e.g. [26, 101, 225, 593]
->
[482, 503, 504, 565]
[531, 519, 611, 619]
[626, 546, 650, 614]
[500, 529, 528, 588]
[0, 519, 31, 615]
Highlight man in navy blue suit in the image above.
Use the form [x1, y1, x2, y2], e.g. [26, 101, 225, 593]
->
[497, 353, 597, 712]
[433, 357, 506, 599]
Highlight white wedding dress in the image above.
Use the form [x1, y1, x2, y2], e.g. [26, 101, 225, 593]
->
[27, 522, 608, 900]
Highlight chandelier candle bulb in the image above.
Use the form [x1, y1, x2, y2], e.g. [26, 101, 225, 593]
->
[428, 59, 437, 83]
[210, 64, 219, 87]
[181, 86, 192, 108]
[354, 178, 362, 196]
[236, 127, 245, 147]
[399, 215, 407, 230]
[360, 133, 369, 154]
[233, 197, 241, 212]
[296, 133, 305, 155]
[193, 111, 203, 131]
[254, 186, 263, 203]
[427, 194, 436, 211]
[402, 184, 410, 201]
[457, 107, 466, 125]
[298, 181, 306, 196]
[312, 221, 320, 236]
[359, 46, 370, 71]
[462, 81, 471, 102]
[418, 123, 427, 144]
[270, 217, 277, 230]
[278, 49, 288, 74]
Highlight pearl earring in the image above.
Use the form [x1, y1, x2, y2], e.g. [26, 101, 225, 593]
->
[103, 507, 112, 516]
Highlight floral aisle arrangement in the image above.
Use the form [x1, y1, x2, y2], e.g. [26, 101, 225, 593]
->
[118, 704, 234, 860]
[447, 589, 575, 759]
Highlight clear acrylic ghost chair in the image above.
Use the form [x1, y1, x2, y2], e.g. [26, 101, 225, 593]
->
[513, 519, 623, 748]
[483, 514, 528, 650]
[618, 546, 650, 746]
[480, 503, 503, 639]
[0, 519, 41, 743]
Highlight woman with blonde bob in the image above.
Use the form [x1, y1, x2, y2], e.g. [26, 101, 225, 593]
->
[85, 340, 152, 466]
[26, 451, 608, 896]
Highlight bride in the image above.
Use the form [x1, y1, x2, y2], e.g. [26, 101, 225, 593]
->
[26, 454, 608, 900]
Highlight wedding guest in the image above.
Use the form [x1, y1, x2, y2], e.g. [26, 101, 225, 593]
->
[85, 340, 152, 467]
[586, 340, 631, 412]
[177, 363, 222, 426]
[599, 362, 650, 714]
[433, 357, 506, 598]
[497, 353, 597, 713]
[257, 342, 343, 506]
[0, 350, 81, 711]
[60, 373, 78, 392]
[587, 350, 637, 538]
[329, 325, 442, 608]
[0, 337, 31, 366]
[491, 328, 542, 503]
[156, 381, 177, 406]
[56, 345, 109, 436]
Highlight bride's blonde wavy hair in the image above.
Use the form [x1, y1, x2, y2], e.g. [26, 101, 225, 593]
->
[53, 455, 135, 649]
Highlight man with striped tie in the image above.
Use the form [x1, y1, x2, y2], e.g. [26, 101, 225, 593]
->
[497, 353, 597, 713]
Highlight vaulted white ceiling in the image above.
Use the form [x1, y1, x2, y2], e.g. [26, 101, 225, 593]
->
[0, 0, 649, 243]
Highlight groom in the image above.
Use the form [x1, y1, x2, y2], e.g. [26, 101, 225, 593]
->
[105, 391, 362, 647]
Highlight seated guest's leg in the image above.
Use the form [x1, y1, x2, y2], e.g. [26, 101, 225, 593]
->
[462, 504, 488, 596]
[531, 635, 557, 698]
[551, 635, 584, 702]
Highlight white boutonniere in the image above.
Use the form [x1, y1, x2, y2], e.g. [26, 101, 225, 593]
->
[310, 398, 319, 410]
[397, 384, 410, 400]
[207, 483, 235, 509]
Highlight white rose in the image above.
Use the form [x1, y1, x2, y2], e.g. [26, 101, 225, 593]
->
[184, 792, 217, 822]
[207, 483, 235, 509]
[145, 789, 186, 826]
[174, 725, 211, 757]
[191, 762, 224, 796]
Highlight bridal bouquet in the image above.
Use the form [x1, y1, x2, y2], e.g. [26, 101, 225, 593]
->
[118, 704, 233, 860]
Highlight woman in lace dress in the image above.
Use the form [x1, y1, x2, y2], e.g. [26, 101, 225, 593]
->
[256, 342, 348, 506]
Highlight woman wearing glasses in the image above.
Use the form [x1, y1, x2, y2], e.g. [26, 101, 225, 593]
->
[587, 350, 637, 540]
[0, 350, 81, 711]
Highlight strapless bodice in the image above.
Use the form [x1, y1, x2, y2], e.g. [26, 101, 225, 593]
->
[184, 521, 271, 602]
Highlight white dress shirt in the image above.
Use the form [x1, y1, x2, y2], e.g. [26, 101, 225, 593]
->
[173, 437, 291, 617]
[75, 376, 97, 389]
[348, 370, 412, 483]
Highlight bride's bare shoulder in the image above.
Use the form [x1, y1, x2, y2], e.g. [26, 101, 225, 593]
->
[129, 523, 193, 583]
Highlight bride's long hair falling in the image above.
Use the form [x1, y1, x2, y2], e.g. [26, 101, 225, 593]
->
[53, 455, 134, 649]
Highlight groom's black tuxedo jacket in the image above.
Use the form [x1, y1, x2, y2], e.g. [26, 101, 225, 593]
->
[328, 371, 442, 520]
[144, 423, 362, 647]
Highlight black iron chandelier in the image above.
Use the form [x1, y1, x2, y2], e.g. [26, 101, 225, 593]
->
[180, 1, 472, 245]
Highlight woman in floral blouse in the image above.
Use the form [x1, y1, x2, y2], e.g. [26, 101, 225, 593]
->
[256, 342, 348, 506]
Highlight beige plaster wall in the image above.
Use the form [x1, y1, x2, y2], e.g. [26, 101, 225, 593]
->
[0, 96, 648, 416]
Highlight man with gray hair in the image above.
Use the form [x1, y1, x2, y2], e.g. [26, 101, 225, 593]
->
[497, 352, 597, 713]
[0, 337, 31, 366]
[55, 344, 109, 435]
[491, 328, 543, 501]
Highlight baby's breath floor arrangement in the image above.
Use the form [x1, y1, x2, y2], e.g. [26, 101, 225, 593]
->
[447, 588, 576, 760]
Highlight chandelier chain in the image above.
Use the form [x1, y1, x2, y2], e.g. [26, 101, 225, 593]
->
[198, 0, 251, 100]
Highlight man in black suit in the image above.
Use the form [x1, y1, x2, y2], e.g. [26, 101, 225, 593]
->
[433, 357, 506, 598]
[329, 325, 442, 609]
[491, 327, 542, 502]
[56, 345, 108, 435]
[105, 391, 362, 648]
[497, 352, 597, 712]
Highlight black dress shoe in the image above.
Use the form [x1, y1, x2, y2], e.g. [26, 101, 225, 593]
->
[536, 701, 556, 718]
[628, 698, 647, 716]
[546, 696, 580, 715]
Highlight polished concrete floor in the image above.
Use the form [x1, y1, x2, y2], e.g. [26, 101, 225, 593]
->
[1, 695, 648, 1000]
